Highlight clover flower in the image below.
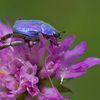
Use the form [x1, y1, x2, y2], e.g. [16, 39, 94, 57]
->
[0, 19, 100, 100]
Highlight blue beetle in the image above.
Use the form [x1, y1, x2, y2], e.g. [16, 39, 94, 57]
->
[13, 19, 60, 41]
[0, 19, 61, 49]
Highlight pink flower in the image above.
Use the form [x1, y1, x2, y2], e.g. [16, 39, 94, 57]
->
[0, 19, 100, 100]
[39, 36, 100, 81]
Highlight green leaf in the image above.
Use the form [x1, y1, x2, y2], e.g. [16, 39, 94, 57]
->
[57, 85, 73, 93]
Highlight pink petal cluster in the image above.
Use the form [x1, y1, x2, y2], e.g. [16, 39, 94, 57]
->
[0, 20, 100, 100]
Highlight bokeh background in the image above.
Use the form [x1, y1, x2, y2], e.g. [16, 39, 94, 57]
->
[0, 0, 100, 100]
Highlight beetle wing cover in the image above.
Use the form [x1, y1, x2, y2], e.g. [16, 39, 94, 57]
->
[13, 20, 43, 37]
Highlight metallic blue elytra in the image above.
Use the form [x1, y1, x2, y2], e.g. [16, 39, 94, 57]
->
[13, 19, 60, 41]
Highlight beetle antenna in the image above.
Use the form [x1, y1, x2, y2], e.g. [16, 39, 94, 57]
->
[62, 31, 66, 33]
[58, 31, 66, 39]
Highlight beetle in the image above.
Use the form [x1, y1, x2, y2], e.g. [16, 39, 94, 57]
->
[0, 19, 61, 41]
[0, 19, 61, 49]
[13, 19, 61, 41]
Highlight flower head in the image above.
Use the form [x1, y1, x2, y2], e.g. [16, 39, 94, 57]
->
[0, 19, 100, 100]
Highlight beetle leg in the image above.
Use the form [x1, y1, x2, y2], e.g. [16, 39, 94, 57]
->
[49, 37, 58, 46]
[0, 40, 25, 50]
[0, 33, 13, 42]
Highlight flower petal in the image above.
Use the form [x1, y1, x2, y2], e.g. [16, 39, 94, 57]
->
[27, 85, 39, 97]
[0, 20, 12, 36]
[63, 41, 87, 64]
[39, 61, 60, 79]
[60, 35, 75, 51]
[37, 87, 69, 100]
[63, 57, 100, 78]
[20, 61, 39, 84]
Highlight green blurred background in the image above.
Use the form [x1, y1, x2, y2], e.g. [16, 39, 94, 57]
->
[0, 0, 100, 100]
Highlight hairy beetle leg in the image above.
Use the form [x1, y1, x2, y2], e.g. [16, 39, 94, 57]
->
[0, 40, 25, 50]
[0, 33, 13, 42]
